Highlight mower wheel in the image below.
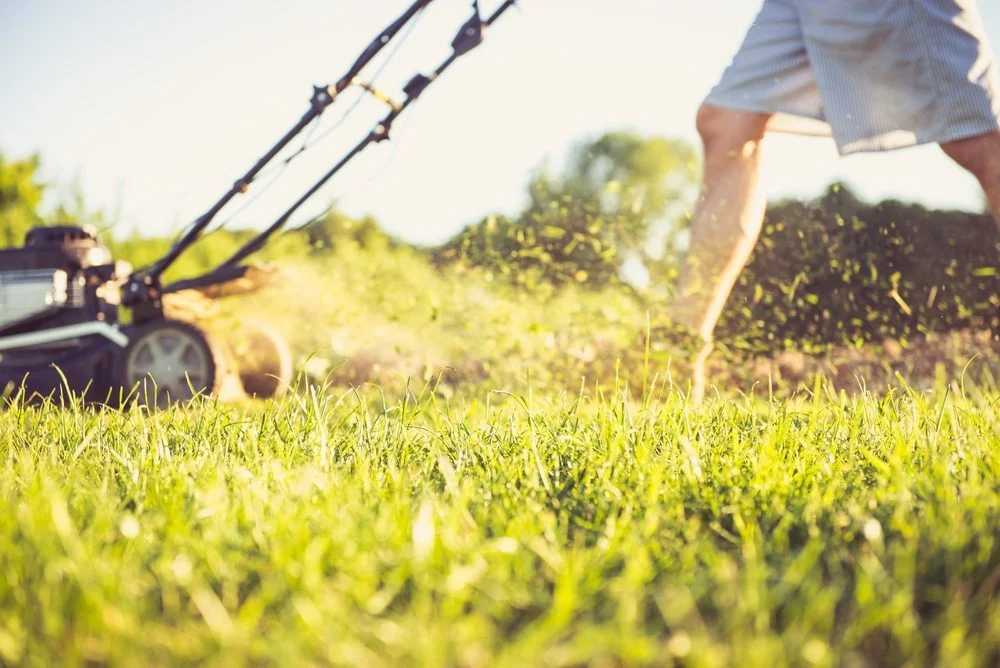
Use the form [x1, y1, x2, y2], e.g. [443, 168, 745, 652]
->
[230, 322, 293, 399]
[117, 319, 224, 408]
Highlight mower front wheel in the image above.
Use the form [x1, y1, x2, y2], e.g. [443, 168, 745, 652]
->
[116, 319, 224, 408]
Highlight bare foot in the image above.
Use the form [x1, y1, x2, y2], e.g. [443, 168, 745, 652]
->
[640, 315, 714, 405]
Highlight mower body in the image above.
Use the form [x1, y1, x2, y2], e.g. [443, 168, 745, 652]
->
[0, 225, 291, 406]
[0, 225, 132, 402]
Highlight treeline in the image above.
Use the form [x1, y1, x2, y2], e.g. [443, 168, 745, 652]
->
[0, 154, 401, 283]
[433, 180, 1000, 354]
[3, 139, 998, 355]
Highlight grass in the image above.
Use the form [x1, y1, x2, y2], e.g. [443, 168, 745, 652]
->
[3, 377, 1000, 666]
[4, 246, 1000, 666]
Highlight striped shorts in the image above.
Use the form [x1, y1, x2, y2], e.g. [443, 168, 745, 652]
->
[705, 0, 1000, 155]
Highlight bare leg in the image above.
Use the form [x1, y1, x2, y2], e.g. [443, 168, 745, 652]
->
[940, 131, 1000, 228]
[670, 105, 772, 341]
[655, 105, 772, 402]
[941, 131, 1000, 338]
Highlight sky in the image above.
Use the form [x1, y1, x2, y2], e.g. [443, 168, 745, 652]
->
[2, 0, 1000, 246]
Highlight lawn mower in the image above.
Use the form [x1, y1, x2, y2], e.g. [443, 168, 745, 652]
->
[0, 0, 517, 407]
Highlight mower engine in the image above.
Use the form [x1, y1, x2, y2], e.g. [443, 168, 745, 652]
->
[0, 225, 132, 403]
[0, 224, 292, 407]
[0, 225, 121, 333]
[0, 225, 227, 407]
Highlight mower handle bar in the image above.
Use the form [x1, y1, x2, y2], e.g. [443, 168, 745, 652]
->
[143, 0, 434, 284]
[147, 0, 517, 294]
[216, 0, 518, 271]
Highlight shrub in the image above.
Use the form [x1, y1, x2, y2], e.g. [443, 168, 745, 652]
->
[716, 185, 1000, 354]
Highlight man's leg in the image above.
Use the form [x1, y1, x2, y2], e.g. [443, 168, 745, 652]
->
[940, 131, 1000, 338]
[656, 104, 772, 402]
[940, 131, 1000, 227]
[670, 104, 773, 341]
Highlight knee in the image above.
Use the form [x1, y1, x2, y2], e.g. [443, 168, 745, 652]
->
[696, 104, 771, 157]
[941, 132, 1000, 180]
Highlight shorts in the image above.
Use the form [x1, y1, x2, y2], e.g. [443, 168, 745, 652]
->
[704, 0, 1000, 155]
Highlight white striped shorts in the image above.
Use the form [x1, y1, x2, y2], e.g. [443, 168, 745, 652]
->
[705, 0, 1000, 155]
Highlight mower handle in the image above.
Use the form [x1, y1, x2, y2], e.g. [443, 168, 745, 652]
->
[138, 0, 435, 287]
[215, 0, 518, 271]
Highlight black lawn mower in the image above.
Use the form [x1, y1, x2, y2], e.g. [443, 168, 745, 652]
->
[0, 0, 517, 407]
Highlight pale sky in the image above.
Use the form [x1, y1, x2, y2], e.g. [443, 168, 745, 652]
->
[3, 0, 1000, 245]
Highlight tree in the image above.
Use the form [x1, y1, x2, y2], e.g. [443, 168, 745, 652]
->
[568, 131, 699, 256]
[435, 132, 700, 288]
[300, 206, 396, 254]
[0, 153, 45, 247]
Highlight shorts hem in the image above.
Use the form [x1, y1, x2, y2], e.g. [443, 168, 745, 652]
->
[838, 118, 1000, 156]
[701, 94, 832, 138]
[704, 95, 1000, 156]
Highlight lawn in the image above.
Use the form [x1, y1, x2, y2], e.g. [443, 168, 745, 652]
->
[3, 379, 1000, 666]
[3, 246, 1000, 667]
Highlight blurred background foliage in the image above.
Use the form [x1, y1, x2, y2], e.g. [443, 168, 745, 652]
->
[0, 154, 45, 248]
[433, 132, 700, 288]
[2, 129, 998, 365]
[718, 185, 1000, 355]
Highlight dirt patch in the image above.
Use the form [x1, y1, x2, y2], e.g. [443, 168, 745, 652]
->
[300, 323, 451, 390]
[715, 329, 1000, 396]
[599, 327, 1000, 399]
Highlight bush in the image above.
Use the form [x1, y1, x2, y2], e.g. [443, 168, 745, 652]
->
[716, 185, 1000, 355]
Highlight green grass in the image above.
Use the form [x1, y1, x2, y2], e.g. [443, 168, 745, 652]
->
[3, 379, 1000, 666]
[4, 246, 1000, 666]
